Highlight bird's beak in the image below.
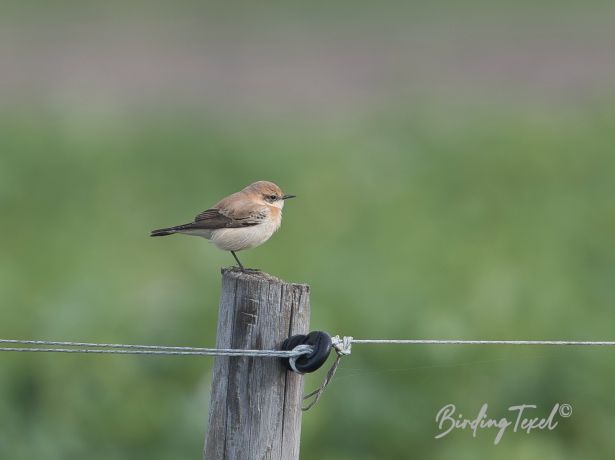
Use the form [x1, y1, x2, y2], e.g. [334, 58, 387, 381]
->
[282, 194, 296, 200]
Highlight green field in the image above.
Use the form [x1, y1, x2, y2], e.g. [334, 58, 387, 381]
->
[1, 106, 614, 459]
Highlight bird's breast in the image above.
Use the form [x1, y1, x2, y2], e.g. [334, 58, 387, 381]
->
[268, 206, 282, 225]
[209, 220, 280, 252]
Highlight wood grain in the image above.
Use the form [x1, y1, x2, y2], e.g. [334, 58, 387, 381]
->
[204, 268, 310, 460]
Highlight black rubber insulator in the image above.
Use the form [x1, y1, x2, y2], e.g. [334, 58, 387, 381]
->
[281, 331, 332, 374]
[281, 334, 307, 358]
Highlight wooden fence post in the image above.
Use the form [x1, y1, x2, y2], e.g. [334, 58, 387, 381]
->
[204, 268, 310, 460]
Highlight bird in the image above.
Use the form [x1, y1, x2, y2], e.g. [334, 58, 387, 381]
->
[150, 181, 295, 270]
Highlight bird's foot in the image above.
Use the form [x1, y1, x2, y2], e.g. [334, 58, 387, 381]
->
[242, 267, 261, 273]
[231, 266, 261, 273]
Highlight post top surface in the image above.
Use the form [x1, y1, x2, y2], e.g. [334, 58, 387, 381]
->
[221, 267, 310, 290]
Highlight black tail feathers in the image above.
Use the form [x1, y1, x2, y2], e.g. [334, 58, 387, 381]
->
[150, 227, 177, 237]
[150, 221, 199, 237]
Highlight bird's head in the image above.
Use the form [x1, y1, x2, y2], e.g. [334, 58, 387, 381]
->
[244, 181, 296, 209]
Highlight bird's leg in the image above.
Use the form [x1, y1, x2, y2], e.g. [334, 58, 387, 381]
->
[230, 251, 245, 270]
[230, 251, 260, 272]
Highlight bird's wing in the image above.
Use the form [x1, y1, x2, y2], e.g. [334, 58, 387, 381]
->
[190, 204, 267, 229]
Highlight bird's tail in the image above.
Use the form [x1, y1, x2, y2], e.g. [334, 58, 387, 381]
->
[150, 227, 177, 237]
[150, 222, 196, 237]
[149, 224, 188, 236]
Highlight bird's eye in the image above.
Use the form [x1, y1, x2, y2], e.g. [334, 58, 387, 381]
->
[268, 195, 278, 201]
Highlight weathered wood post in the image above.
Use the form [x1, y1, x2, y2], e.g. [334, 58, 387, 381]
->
[204, 268, 310, 460]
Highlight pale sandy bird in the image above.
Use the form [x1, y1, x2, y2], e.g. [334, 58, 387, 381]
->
[150, 181, 295, 269]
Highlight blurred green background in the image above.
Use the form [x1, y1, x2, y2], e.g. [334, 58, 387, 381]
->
[1, 1, 615, 459]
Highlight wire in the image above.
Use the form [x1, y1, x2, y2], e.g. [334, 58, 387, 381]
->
[0, 339, 310, 358]
[4, 335, 615, 411]
[350, 339, 615, 346]
[299, 335, 615, 410]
